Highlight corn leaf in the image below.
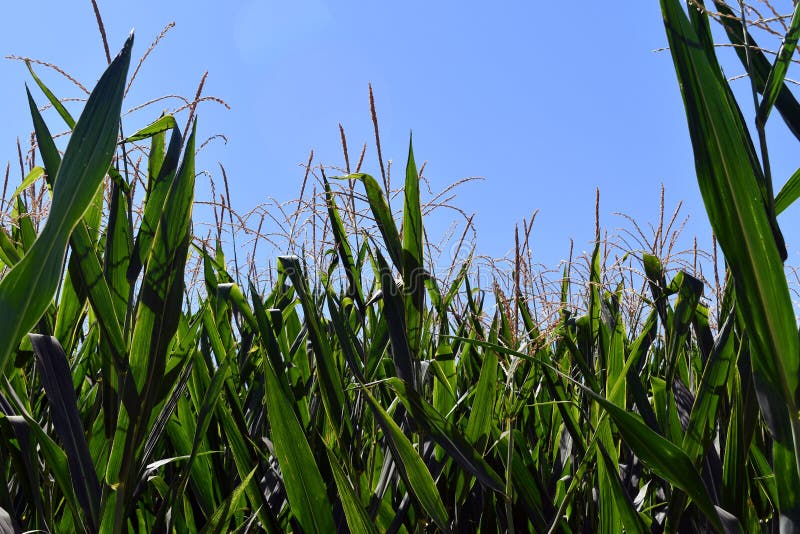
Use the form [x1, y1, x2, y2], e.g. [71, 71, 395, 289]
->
[124, 114, 177, 143]
[362, 386, 450, 533]
[0, 34, 132, 374]
[661, 3, 800, 523]
[30, 334, 101, 530]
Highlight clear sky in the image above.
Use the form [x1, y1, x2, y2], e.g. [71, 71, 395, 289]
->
[1, 1, 798, 280]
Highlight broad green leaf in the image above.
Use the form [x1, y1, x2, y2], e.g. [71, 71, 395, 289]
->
[682, 312, 735, 463]
[197, 467, 256, 534]
[2, 381, 85, 531]
[373, 248, 416, 387]
[25, 88, 60, 187]
[13, 195, 37, 254]
[592, 391, 726, 532]
[661, 2, 800, 517]
[107, 121, 195, 495]
[722, 370, 748, 522]
[402, 137, 425, 369]
[28, 92, 133, 414]
[0, 34, 132, 374]
[432, 342, 456, 429]
[775, 166, 800, 214]
[497, 432, 549, 531]
[465, 348, 497, 450]
[124, 114, 177, 143]
[665, 271, 703, 385]
[323, 175, 364, 308]
[0, 228, 21, 267]
[30, 334, 101, 530]
[25, 62, 76, 129]
[711, 0, 800, 142]
[342, 173, 403, 269]
[127, 124, 182, 283]
[104, 180, 131, 323]
[385, 377, 505, 494]
[324, 289, 367, 383]
[169, 306, 231, 517]
[596, 440, 647, 534]
[208, 391, 280, 533]
[362, 387, 451, 533]
[9, 167, 45, 202]
[756, 0, 800, 125]
[262, 318, 336, 533]
[326, 448, 378, 534]
[278, 255, 350, 441]
[129, 121, 195, 392]
[603, 284, 627, 406]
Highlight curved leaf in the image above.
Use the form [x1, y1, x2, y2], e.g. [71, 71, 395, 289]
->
[0, 34, 133, 374]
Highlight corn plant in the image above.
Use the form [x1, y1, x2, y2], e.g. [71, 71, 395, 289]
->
[2, 3, 800, 532]
[661, 0, 800, 529]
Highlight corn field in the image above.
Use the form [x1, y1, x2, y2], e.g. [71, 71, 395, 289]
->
[1, 1, 800, 532]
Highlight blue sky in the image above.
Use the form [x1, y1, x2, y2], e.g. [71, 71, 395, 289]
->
[1, 1, 798, 278]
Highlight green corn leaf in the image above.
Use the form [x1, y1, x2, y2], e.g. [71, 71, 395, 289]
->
[682, 312, 736, 464]
[53, 267, 83, 355]
[68, 221, 129, 378]
[497, 433, 549, 531]
[247, 279, 296, 398]
[325, 447, 378, 534]
[343, 173, 403, 270]
[323, 175, 364, 309]
[278, 255, 350, 441]
[104, 180, 131, 323]
[592, 391, 726, 532]
[711, 0, 800, 142]
[596, 401, 622, 531]
[324, 289, 367, 383]
[449, 333, 731, 530]
[603, 284, 627, 407]
[756, 0, 800, 125]
[373, 249, 416, 387]
[661, 2, 800, 516]
[0, 228, 21, 267]
[25, 88, 60, 187]
[596, 440, 647, 534]
[25, 62, 76, 129]
[208, 390, 280, 533]
[147, 118, 167, 187]
[2, 381, 85, 531]
[9, 167, 45, 202]
[197, 467, 256, 534]
[13, 196, 37, 254]
[129, 121, 195, 392]
[432, 342, 456, 428]
[124, 114, 177, 143]
[108, 122, 196, 495]
[30, 334, 101, 531]
[722, 370, 748, 522]
[167, 306, 230, 518]
[27, 87, 133, 403]
[385, 377, 505, 494]
[0, 34, 132, 374]
[362, 386, 451, 533]
[262, 317, 336, 533]
[465, 348, 497, 451]
[402, 137, 425, 367]
[775, 166, 800, 214]
[128, 124, 182, 283]
[665, 272, 703, 385]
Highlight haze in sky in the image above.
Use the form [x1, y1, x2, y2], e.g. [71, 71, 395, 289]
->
[1, 1, 798, 277]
